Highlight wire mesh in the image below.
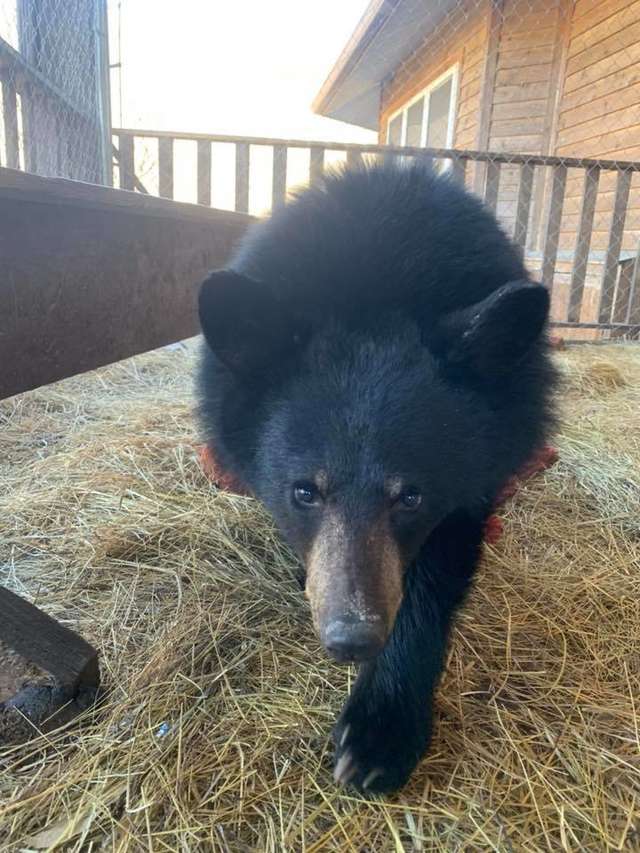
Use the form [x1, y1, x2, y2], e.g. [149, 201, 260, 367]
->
[0, 0, 110, 183]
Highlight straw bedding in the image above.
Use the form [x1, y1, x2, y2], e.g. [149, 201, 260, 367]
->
[0, 340, 639, 851]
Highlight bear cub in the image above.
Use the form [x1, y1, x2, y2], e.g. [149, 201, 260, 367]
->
[197, 162, 556, 794]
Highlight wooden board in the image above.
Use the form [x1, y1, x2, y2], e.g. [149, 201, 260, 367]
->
[0, 589, 100, 743]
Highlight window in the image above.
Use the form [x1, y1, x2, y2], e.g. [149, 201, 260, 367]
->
[386, 66, 458, 150]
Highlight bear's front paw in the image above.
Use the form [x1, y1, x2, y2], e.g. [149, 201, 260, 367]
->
[332, 699, 431, 795]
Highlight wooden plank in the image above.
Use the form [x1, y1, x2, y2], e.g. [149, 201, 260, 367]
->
[598, 169, 631, 323]
[197, 139, 211, 206]
[564, 39, 640, 95]
[484, 161, 500, 212]
[628, 246, 640, 324]
[272, 144, 287, 208]
[492, 99, 548, 120]
[450, 155, 466, 186]
[491, 135, 543, 154]
[500, 27, 557, 50]
[536, 0, 572, 254]
[235, 141, 250, 213]
[492, 82, 552, 104]
[0, 587, 98, 690]
[612, 258, 634, 323]
[568, 166, 600, 322]
[557, 123, 640, 159]
[475, 0, 503, 187]
[1, 77, 20, 170]
[309, 146, 325, 185]
[346, 149, 363, 169]
[541, 165, 567, 290]
[158, 137, 174, 199]
[495, 63, 553, 86]
[558, 101, 640, 149]
[560, 60, 640, 115]
[0, 168, 253, 399]
[567, 5, 640, 72]
[514, 162, 535, 248]
[490, 116, 546, 136]
[559, 79, 640, 134]
[497, 45, 556, 69]
[117, 132, 135, 190]
[572, 0, 635, 39]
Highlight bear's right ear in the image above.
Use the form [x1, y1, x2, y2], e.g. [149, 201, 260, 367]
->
[198, 270, 297, 377]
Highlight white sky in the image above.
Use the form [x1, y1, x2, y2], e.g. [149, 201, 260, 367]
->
[108, 0, 376, 144]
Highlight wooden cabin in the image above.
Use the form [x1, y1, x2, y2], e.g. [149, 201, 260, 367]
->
[314, 0, 640, 333]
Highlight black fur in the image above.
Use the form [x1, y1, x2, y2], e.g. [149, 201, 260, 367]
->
[197, 162, 557, 793]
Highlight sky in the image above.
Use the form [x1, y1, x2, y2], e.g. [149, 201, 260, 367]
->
[108, 0, 377, 211]
[108, 0, 375, 143]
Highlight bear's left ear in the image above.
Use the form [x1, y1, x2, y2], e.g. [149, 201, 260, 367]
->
[434, 281, 549, 376]
[198, 270, 299, 378]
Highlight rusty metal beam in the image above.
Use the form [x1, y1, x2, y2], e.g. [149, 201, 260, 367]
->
[0, 168, 252, 400]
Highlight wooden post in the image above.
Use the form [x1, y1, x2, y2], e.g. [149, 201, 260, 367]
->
[158, 137, 174, 200]
[628, 244, 640, 325]
[235, 142, 250, 213]
[0, 586, 100, 742]
[197, 139, 212, 206]
[117, 132, 135, 190]
[1, 77, 20, 170]
[598, 169, 631, 324]
[450, 154, 466, 186]
[541, 165, 567, 292]
[514, 163, 535, 249]
[474, 0, 504, 196]
[346, 149, 363, 169]
[309, 146, 324, 185]
[484, 161, 500, 212]
[272, 144, 287, 208]
[568, 166, 600, 323]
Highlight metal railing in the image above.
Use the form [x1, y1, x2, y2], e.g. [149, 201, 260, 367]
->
[112, 128, 640, 339]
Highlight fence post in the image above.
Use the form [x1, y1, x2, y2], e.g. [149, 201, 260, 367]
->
[158, 137, 174, 199]
[197, 139, 212, 206]
[541, 165, 567, 293]
[117, 132, 135, 190]
[483, 161, 500, 212]
[309, 146, 324, 185]
[235, 142, 250, 213]
[1, 77, 20, 170]
[568, 165, 600, 323]
[514, 162, 534, 249]
[272, 144, 287, 208]
[599, 169, 631, 324]
[346, 149, 363, 169]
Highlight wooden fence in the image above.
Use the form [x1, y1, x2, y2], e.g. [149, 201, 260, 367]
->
[114, 128, 640, 338]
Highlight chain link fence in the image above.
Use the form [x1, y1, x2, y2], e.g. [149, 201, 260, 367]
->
[0, 0, 110, 183]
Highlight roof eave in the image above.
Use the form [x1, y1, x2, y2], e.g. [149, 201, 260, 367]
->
[312, 0, 402, 124]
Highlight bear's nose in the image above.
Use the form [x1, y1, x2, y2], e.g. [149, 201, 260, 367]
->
[323, 617, 387, 663]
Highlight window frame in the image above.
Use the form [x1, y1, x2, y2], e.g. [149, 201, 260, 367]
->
[386, 64, 460, 150]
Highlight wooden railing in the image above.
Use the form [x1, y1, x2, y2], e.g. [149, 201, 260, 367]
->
[113, 129, 640, 338]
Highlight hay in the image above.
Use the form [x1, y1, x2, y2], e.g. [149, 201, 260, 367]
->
[1, 341, 639, 851]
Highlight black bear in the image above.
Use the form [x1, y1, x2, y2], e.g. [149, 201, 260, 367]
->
[197, 161, 556, 794]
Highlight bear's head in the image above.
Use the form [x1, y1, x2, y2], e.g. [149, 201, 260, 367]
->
[198, 270, 549, 663]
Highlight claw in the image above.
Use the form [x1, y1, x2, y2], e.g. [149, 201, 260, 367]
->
[362, 768, 383, 790]
[339, 724, 350, 748]
[334, 749, 357, 785]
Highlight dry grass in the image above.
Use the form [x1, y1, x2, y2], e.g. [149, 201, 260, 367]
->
[0, 340, 639, 852]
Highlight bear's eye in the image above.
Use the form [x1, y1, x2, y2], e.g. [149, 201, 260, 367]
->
[396, 490, 422, 511]
[292, 482, 321, 507]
